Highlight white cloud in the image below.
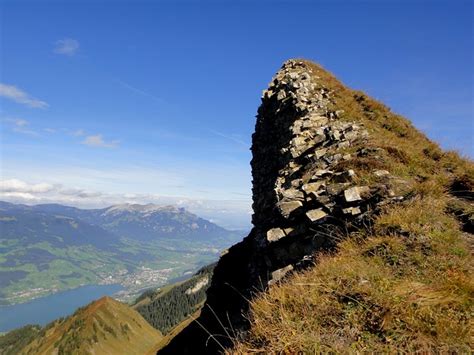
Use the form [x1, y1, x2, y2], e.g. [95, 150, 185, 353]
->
[2, 178, 54, 193]
[0, 178, 252, 230]
[4, 118, 40, 136]
[81, 134, 120, 148]
[0, 83, 48, 108]
[54, 38, 80, 56]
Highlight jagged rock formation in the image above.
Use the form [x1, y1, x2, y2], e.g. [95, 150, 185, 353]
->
[159, 60, 401, 354]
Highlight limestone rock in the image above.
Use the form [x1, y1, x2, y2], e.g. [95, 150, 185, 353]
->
[342, 206, 362, 215]
[327, 183, 350, 196]
[269, 264, 294, 285]
[267, 228, 287, 242]
[278, 200, 303, 218]
[344, 186, 370, 202]
[306, 209, 327, 222]
[374, 170, 390, 177]
[302, 181, 325, 194]
[280, 188, 304, 201]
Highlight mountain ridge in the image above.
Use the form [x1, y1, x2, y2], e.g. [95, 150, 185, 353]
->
[18, 296, 163, 355]
[159, 59, 473, 353]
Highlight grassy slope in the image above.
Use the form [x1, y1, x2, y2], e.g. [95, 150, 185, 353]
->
[0, 325, 41, 355]
[20, 297, 162, 355]
[231, 60, 473, 353]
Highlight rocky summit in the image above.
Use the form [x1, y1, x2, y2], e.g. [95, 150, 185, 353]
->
[159, 59, 412, 354]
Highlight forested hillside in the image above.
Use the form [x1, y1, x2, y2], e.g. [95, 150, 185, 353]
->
[134, 263, 215, 334]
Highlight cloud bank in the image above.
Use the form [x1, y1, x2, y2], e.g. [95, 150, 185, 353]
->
[0, 178, 252, 230]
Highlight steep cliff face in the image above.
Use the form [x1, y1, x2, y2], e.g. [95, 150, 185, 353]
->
[160, 59, 406, 354]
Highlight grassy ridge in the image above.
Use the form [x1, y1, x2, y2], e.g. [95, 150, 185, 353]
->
[230, 60, 473, 352]
[19, 297, 162, 355]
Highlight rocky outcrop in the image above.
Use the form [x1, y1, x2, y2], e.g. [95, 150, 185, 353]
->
[159, 60, 399, 354]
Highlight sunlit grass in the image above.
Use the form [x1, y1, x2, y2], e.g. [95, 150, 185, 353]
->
[230, 60, 473, 353]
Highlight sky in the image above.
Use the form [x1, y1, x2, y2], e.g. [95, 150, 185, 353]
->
[0, 0, 472, 229]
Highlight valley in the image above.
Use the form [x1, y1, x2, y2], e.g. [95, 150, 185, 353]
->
[0, 201, 243, 306]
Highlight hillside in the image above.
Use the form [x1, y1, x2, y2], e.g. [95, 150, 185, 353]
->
[133, 262, 215, 334]
[0, 263, 216, 354]
[0, 325, 41, 355]
[160, 59, 473, 353]
[18, 297, 162, 355]
[0, 202, 241, 305]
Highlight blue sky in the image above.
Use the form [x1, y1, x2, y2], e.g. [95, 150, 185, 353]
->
[0, 0, 472, 228]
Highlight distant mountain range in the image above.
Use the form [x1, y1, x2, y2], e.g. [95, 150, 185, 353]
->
[0, 201, 243, 305]
[1, 201, 237, 243]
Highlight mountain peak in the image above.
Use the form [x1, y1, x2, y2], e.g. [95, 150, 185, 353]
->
[21, 296, 162, 355]
[104, 203, 181, 215]
[160, 59, 473, 353]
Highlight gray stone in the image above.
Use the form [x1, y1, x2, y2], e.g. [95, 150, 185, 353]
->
[314, 148, 327, 159]
[332, 154, 342, 162]
[337, 141, 350, 149]
[373, 170, 390, 177]
[291, 178, 302, 188]
[277, 90, 286, 100]
[288, 72, 298, 80]
[262, 89, 273, 99]
[302, 181, 325, 193]
[269, 264, 294, 285]
[267, 228, 286, 242]
[278, 200, 303, 218]
[314, 169, 333, 177]
[291, 136, 307, 147]
[331, 130, 341, 140]
[342, 206, 362, 215]
[281, 188, 304, 201]
[306, 209, 327, 222]
[343, 130, 359, 141]
[344, 186, 370, 202]
[326, 183, 350, 196]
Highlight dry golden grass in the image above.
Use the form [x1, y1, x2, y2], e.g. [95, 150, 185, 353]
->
[232, 192, 473, 353]
[230, 59, 474, 353]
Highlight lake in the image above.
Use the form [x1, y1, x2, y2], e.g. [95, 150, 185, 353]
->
[0, 284, 123, 333]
